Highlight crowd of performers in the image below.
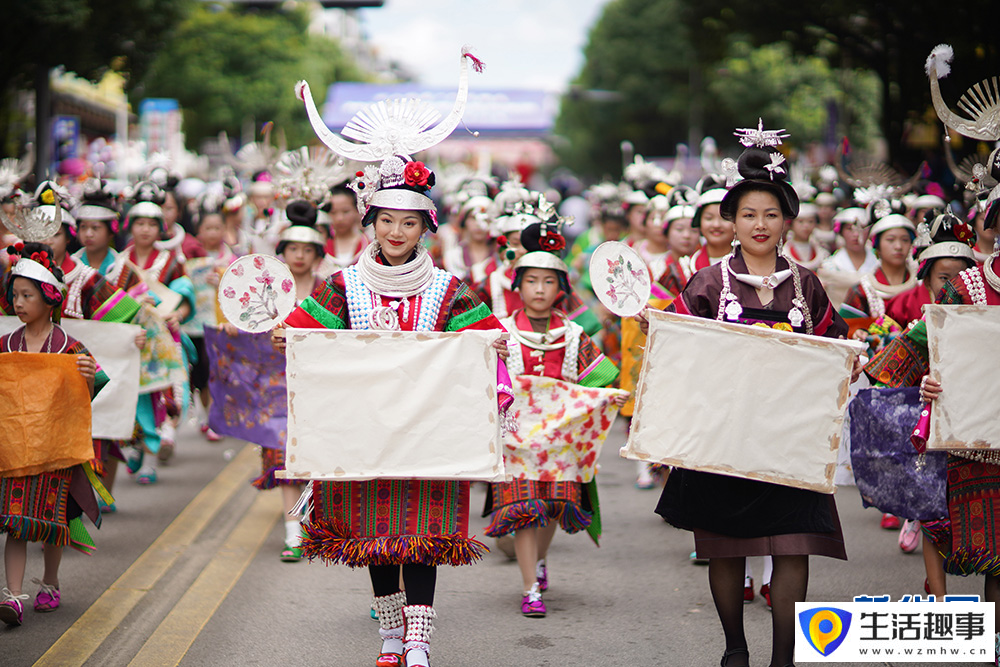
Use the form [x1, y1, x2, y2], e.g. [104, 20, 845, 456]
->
[0, 44, 998, 667]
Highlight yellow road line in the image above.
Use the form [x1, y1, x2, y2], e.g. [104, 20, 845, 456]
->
[128, 492, 281, 667]
[34, 444, 259, 667]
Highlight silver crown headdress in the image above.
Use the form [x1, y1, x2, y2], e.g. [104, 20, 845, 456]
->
[296, 47, 484, 216]
[836, 139, 921, 205]
[274, 145, 354, 205]
[1, 193, 63, 242]
[0, 156, 32, 201]
[227, 123, 286, 178]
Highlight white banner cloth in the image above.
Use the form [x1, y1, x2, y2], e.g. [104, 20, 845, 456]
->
[0, 317, 141, 440]
[621, 310, 864, 493]
[925, 305, 1000, 450]
[283, 328, 505, 481]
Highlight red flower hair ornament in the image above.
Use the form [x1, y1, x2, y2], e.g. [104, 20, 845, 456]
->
[403, 161, 431, 189]
[541, 232, 566, 252]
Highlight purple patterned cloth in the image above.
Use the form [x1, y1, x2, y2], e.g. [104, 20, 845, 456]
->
[205, 327, 287, 450]
[849, 387, 947, 520]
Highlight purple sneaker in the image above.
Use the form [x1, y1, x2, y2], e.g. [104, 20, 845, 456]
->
[521, 582, 546, 618]
[33, 579, 60, 612]
[535, 559, 548, 592]
[0, 589, 29, 626]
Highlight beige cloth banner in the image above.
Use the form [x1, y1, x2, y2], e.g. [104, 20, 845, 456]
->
[283, 328, 506, 482]
[0, 318, 141, 440]
[925, 305, 1000, 450]
[621, 310, 864, 493]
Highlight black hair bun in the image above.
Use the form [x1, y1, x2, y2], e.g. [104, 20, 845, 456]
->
[285, 199, 318, 227]
[737, 147, 789, 183]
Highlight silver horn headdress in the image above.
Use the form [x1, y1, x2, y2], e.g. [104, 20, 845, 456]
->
[296, 47, 483, 163]
[926, 44, 1000, 142]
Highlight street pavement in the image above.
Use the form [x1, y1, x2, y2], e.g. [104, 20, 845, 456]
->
[4, 418, 990, 667]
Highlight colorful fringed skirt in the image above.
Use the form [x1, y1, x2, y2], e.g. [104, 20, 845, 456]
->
[252, 447, 300, 491]
[483, 479, 592, 537]
[1, 469, 75, 547]
[923, 456, 1000, 577]
[302, 479, 485, 567]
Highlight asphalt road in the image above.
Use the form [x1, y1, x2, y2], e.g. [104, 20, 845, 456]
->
[4, 418, 990, 667]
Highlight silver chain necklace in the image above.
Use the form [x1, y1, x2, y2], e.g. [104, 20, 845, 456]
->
[18, 324, 54, 353]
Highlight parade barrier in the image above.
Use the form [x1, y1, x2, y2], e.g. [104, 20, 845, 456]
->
[0, 317, 140, 440]
[281, 328, 506, 482]
[925, 304, 1000, 451]
[0, 353, 93, 477]
[621, 310, 864, 493]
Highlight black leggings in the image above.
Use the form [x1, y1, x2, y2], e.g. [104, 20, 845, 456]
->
[370, 564, 437, 606]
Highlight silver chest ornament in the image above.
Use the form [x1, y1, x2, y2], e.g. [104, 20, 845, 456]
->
[788, 298, 805, 328]
[724, 292, 743, 321]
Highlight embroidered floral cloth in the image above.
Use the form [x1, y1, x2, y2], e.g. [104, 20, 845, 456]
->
[133, 304, 186, 393]
[206, 327, 287, 450]
[503, 375, 626, 483]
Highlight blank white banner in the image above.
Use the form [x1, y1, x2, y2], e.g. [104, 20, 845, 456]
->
[925, 304, 1000, 451]
[621, 310, 863, 493]
[283, 328, 505, 482]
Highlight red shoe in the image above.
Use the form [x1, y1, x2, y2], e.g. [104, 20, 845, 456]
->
[743, 577, 754, 603]
[880, 513, 900, 530]
[760, 583, 772, 609]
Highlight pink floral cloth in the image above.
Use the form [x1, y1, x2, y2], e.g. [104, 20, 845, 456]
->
[503, 375, 626, 483]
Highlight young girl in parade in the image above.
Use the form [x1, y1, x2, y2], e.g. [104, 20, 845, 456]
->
[840, 204, 918, 321]
[477, 183, 602, 337]
[186, 205, 238, 441]
[866, 196, 1000, 652]
[643, 126, 854, 667]
[781, 203, 828, 272]
[686, 176, 734, 272]
[70, 180, 149, 506]
[317, 185, 369, 277]
[484, 217, 623, 617]
[441, 192, 498, 285]
[0, 244, 106, 626]
[282, 51, 511, 667]
[260, 199, 326, 561]
[123, 182, 195, 483]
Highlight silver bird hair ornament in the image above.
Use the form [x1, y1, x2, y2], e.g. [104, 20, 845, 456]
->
[926, 44, 1000, 142]
[296, 47, 485, 163]
[734, 118, 789, 148]
[1, 193, 62, 242]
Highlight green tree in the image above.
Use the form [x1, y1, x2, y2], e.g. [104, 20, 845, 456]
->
[708, 41, 881, 149]
[142, 5, 366, 149]
[0, 0, 189, 156]
[555, 0, 696, 178]
[554, 0, 883, 179]
[681, 0, 1000, 163]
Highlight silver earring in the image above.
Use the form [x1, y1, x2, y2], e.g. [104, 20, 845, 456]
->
[776, 237, 784, 254]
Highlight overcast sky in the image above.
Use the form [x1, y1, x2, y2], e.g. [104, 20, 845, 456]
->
[359, 0, 611, 90]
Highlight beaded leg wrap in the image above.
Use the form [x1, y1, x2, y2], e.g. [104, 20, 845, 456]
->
[402, 604, 436, 659]
[374, 591, 406, 631]
[374, 592, 406, 667]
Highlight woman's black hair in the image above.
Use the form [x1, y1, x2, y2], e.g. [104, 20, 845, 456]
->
[276, 199, 326, 257]
[719, 147, 799, 221]
[328, 185, 358, 207]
